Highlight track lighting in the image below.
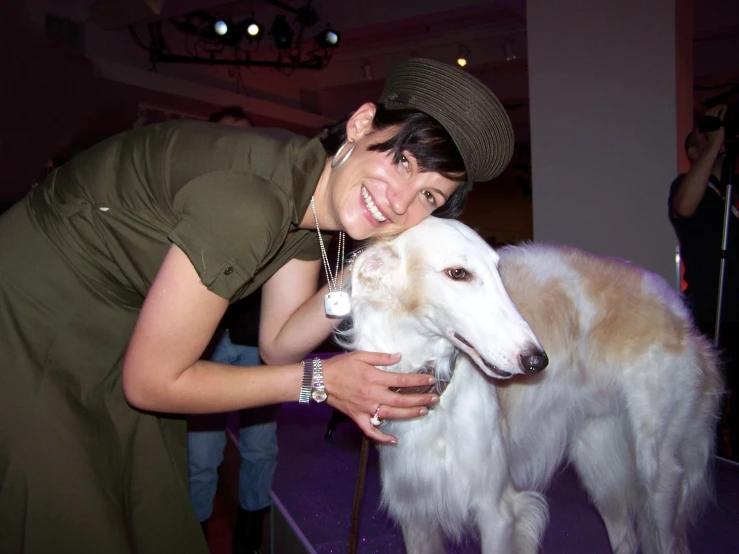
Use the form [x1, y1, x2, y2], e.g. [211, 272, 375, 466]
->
[132, 3, 341, 72]
[243, 17, 263, 40]
[361, 60, 373, 81]
[213, 19, 228, 36]
[270, 15, 293, 49]
[503, 39, 517, 62]
[456, 46, 470, 67]
[315, 28, 340, 48]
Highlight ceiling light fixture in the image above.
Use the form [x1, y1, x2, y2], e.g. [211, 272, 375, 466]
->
[270, 14, 294, 49]
[503, 39, 517, 62]
[213, 19, 228, 36]
[315, 27, 340, 48]
[361, 60, 373, 81]
[456, 45, 470, 68]
[244, 18, 263, 40]
[130, 1, 340, 73]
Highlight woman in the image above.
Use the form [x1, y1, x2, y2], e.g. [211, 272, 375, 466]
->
[0, 58, 513, 553]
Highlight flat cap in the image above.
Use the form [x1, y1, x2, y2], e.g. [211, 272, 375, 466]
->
[379, 58, 514, 183]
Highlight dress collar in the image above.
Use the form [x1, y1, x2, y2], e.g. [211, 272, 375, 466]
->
[290, 135, 328, 227]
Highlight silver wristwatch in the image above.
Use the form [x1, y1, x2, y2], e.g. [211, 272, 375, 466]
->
[310, 358, 327, 403]
[299, 358, 328, 404]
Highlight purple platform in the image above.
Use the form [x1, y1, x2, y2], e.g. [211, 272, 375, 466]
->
[270, 402, 739, 554]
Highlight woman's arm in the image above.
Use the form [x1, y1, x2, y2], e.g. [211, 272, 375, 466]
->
[258, 256, 335, 365]
[672, 104, 726, 217]
[122, 244, 437, 443]
[122, 244, 304, 413]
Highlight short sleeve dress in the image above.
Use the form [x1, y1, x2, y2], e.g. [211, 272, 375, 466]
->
[0, 119, 327, 554]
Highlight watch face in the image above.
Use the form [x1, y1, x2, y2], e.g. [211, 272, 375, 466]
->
[311, 388, 328, 403]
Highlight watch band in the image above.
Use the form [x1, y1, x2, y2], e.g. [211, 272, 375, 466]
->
[311, 357, 328, 403]
[298, 359, 313, 405]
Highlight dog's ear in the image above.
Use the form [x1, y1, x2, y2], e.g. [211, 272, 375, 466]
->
[351, 241, 401, 296]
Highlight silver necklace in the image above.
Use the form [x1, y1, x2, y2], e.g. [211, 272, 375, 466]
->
[310, 196, 350, 318]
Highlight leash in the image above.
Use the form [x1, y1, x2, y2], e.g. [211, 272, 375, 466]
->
[348, 435, 370, 554]
[346, 358, 455, 553]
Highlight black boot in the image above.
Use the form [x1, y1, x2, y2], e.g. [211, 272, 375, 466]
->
[200, 519, 209, 540]
[232, 507, 269, 554]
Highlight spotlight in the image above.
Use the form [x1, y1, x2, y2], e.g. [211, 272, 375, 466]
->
[270, 15, 294, 49]
[456, 46, 469, 67]
[315, 28, 340, 48]
[213, 19, 228, 36]
[243, 17, 263, 40]
[503, 39, 517, 61]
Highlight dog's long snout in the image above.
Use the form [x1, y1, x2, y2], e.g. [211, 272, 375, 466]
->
[520, 347, 548, 374]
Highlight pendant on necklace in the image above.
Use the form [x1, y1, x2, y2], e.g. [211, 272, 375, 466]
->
[324, 291, 351, 318]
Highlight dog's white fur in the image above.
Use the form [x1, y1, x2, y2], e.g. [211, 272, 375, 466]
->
[340, 217, 724, 554]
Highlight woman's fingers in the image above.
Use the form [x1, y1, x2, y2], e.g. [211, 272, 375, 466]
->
[372, 402, 431, 421]
[377, 388, 438, 409]
[356, 351, 403, 367]
[378, 369, 437, 389]
[319, 350, 448, 443]
[706, 104, 727, 119]
[356, 417, 398, 444]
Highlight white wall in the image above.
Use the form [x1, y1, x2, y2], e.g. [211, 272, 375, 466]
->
[526, 0, 690, 285]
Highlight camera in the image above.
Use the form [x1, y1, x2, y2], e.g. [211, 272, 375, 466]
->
[697, 83, 739, 139]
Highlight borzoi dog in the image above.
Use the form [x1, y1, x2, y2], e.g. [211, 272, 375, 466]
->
[343, 217, 723, 554]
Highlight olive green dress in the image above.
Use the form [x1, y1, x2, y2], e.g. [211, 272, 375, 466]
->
[0, 120, 327, 554]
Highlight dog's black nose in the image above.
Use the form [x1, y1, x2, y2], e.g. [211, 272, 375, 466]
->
[520, 349, 548, 374]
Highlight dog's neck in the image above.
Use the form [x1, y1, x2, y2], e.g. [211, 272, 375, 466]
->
[347, 308, 458, 398]
[391, 353, 458, 397]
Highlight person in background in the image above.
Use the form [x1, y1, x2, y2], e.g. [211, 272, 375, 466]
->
[188, 107, 274, 554]
[209, 106, 253, 128]
[668, 103, 739, 460]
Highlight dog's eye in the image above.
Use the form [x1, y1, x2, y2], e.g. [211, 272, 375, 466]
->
[446, 268, 469, 281]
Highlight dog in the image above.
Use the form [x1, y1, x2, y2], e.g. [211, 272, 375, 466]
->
[341, 217, 724, 554]
[341, 217, 551, 554]
[495, 242, 724, 554]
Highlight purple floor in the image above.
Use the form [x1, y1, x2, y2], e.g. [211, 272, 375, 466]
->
[271, 402, 739, 554]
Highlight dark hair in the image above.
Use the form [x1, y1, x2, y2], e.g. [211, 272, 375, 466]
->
[209, 106, 253, 125]
[321, 104, 470, 218]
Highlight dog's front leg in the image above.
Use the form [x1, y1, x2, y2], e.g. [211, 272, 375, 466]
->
[478, 517, 515, 554]
[475, 496, 519, 554]
[401, 520, 446, 554]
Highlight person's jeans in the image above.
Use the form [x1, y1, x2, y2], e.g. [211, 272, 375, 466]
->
[187, 331, 279, 522]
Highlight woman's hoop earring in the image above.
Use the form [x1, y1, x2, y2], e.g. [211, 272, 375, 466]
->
[331, 140, 356, 169]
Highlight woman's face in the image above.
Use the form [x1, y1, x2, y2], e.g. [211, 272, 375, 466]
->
[325, 111, 461, 241]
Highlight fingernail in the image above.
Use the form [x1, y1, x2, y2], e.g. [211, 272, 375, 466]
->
[428, 377, 436, 384]
[389, 439, 398, 445]
[419, 407, 429, 416]
[430, 396, 440, 404]
[392, 352, 402, 360]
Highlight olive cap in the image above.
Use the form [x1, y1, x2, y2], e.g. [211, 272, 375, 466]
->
[379, 58, 514, 182]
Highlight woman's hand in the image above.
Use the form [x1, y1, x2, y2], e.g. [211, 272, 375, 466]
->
[320, 351, 439, 444]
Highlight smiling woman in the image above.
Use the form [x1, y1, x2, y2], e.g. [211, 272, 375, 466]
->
[0, 57, 513, 554]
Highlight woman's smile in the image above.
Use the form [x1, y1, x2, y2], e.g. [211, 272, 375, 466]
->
[361, 185, 389, 224]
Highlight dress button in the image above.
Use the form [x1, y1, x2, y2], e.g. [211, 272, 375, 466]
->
[224, 267, 233, 275]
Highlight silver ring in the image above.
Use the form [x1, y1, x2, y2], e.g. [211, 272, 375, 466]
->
[369, 405, 383, 427]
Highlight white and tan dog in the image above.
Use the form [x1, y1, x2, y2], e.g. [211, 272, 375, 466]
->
[342, 217, 723, 554]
